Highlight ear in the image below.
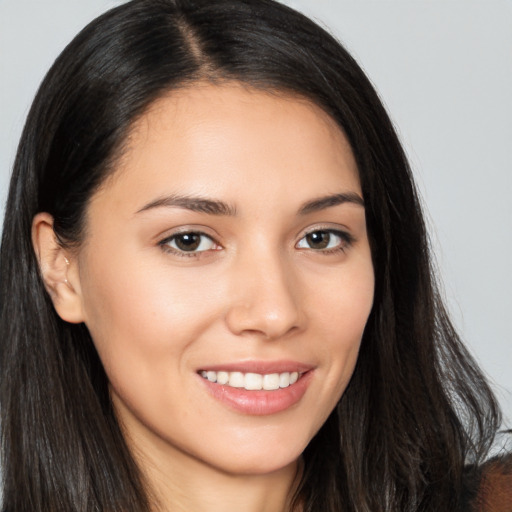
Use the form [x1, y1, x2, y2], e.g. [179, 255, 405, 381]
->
[32, 212, 85, 323]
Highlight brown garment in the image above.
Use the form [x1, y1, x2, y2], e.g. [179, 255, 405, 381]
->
[472, 454, 512, 512]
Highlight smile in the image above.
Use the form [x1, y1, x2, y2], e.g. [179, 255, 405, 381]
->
[200, 370, 300, 390]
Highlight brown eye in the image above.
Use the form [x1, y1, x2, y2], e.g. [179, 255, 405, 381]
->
[164, 232, 217, 253]
[296, 229, 350, 251]
[305, 231, 330, 249]
[174, 233, 201, 251]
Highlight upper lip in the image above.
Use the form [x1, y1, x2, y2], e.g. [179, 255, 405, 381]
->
[197, 360, 315, 374]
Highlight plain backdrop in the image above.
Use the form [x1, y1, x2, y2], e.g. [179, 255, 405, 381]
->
[1, 0, 511, 424]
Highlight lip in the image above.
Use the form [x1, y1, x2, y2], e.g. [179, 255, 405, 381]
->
[198, 360, 314, 374]
[197, 360, 315, 416]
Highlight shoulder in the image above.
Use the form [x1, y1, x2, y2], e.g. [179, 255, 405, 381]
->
[469, 453, 512, 512]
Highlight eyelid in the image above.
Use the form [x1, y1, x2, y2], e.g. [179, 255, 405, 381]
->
[158, 229, 223, 257]
[295, 226, 355, 252]
[154, 223, 221, 241]
[298, 224, 354, 241]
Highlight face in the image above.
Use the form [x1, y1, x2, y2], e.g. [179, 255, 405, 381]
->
[73, 83, 374, 477]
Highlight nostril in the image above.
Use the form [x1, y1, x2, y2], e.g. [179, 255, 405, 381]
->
[224, 262, 303, 338]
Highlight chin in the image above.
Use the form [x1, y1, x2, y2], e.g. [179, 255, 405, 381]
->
[199, 437, 307, 477]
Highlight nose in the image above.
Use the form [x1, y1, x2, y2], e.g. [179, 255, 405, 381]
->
[224, 248, 304, 340]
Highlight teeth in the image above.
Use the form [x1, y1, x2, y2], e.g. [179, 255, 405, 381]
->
[216, 371, 229, 385]
[245, 373, 263, 390]
[200, 370, 301, 390]
[263, 373, 280, 390]
[229, 371, 245, 388]
[279, 372, 290, 388]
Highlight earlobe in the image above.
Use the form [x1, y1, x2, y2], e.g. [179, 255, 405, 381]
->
[31, 212, 85, 324]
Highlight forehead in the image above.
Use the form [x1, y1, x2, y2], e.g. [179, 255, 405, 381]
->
[93, 82, 360, 215]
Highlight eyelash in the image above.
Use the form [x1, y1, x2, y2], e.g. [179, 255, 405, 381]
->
[158, 231, 220, 258]
[158, 228, 354, 258]
[298, 228, 355, 255]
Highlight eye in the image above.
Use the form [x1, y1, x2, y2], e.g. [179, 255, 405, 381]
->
[161, 232, 219, 253]
[296, 229, 350, 252]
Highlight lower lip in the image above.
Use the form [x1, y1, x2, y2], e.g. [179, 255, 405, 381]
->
[199, 371, 314, 415]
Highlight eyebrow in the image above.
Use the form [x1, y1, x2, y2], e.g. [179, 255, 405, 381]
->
[136, 194, 237, 216]
[136, 191, 364, 217]
[298, 192, 364, 215]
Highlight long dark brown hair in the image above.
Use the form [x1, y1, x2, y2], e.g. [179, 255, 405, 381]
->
[0, 0, 502, 510]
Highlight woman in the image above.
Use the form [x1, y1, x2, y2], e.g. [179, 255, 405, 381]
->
[0, 0, 509, 511]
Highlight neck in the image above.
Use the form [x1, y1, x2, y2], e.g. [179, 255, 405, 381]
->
[128, 430, 302, 512]
[153, 458, 300, 512]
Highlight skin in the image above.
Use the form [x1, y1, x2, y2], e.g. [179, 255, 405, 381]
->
[33, 83, 374, 512]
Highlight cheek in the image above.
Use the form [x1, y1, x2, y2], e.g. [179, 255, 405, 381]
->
[311, 255, 374, 340]
[78, 250, 224, 379]
[78, 256, 227, 437]
[309, 256, 374, 395]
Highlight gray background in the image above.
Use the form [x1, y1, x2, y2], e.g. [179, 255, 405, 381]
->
[1, 0, 511, 424]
